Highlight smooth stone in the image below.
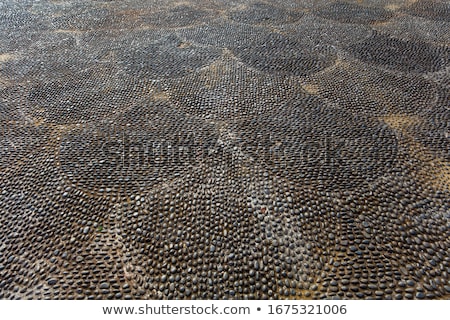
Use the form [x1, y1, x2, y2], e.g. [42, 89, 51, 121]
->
[406, 279, 415, 287]
[415, 292, 425, 299]
[47, 279, 57, 286]
[100, 282, 110, 289]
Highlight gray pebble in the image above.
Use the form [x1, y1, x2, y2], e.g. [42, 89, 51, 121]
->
[100, 282, 110, 289]
[406, 279, 415, 287]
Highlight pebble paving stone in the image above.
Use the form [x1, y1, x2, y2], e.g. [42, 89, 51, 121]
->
[0, 0, 449, 300]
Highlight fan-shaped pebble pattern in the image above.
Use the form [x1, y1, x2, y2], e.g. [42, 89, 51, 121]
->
[229, 2, 304, 25]
[0, 0, 449, 301]
[314, 2, 394, 25]
[347, 32, 450, 73]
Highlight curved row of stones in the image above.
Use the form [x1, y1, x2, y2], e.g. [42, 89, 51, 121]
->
[0, 0, 449, 300]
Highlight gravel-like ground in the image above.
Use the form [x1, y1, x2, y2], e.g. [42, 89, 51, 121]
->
[0, 0, 449, 300]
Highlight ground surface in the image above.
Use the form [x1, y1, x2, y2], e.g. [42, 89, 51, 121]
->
[0, 0, 449, 300]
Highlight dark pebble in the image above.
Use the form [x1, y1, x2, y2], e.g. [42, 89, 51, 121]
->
[100, 282, 110, 289]
[406, 280, 415, 287]
[415, 292, 425, 299]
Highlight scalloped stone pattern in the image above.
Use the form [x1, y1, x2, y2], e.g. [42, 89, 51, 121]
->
[0, 0, 449, 301]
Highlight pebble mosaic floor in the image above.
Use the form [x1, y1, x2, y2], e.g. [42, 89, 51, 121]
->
[0, 0, 449, 300]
